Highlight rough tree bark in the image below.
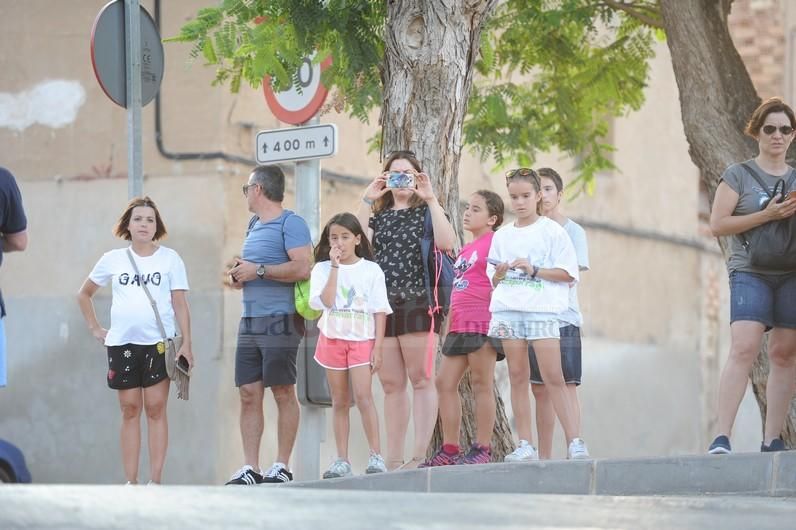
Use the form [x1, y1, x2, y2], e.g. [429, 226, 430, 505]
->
[660, 0, 795, 446]
[380, 0, 514, 460]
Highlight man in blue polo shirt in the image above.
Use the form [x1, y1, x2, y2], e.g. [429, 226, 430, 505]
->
[0, 167, 28, 389]
[225, 165, 312, 485]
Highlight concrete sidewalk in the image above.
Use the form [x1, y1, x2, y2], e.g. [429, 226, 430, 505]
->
[291, 452, 796, 496]
[1, 485, 795, 529]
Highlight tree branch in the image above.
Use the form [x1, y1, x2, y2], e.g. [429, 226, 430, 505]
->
[601, 0, 664, 29]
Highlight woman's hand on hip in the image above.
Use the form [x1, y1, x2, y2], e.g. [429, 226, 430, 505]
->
[91, 327, 108, 344]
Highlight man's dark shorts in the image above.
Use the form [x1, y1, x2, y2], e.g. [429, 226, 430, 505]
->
[235, 314, 305, 387]
[529, 324, 582, 386]
[107, 343, 169, 390]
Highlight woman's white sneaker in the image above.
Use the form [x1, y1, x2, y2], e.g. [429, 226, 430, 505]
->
[568, 438, 590, 459]
[504, 440, 539, 462]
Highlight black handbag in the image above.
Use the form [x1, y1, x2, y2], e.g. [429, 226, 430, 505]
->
[740, 163, 796, 269]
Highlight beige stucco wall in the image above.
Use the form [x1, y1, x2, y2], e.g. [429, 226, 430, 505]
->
[0, 0, 766, 483]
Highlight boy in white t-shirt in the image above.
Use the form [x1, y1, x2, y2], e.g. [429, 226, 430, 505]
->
[487, 168, 589, 461]
[530, 167, 590, 460]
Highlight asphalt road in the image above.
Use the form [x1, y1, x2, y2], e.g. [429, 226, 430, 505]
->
[1, 485, 795, 529]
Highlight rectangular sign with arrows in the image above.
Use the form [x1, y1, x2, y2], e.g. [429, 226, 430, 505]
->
[255, 123, 338, 164]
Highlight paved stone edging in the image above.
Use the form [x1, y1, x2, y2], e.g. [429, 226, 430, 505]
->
[288, 452, 796, 496]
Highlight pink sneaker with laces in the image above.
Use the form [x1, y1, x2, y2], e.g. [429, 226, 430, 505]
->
[418, 444, 460, 467]
[457, 443, 491, 465]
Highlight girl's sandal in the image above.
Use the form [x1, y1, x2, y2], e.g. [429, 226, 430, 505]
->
[396, 457, 423, 471]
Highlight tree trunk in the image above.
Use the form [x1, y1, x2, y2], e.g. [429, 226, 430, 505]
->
[381, 0, 498, 237]
[660, 0, 796, 446]
[381, 0, 514, 459]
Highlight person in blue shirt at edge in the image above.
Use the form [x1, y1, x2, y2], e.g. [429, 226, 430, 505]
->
[0, 167, 28, 390]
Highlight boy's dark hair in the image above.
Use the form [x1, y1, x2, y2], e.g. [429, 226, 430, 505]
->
[537, 167, 564, 193]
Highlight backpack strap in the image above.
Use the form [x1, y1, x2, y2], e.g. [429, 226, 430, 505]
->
[247, 212, 292, 252]
[740, 163, 792, 202]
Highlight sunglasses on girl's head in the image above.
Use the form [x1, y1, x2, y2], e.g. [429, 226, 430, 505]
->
[505, 167, 538, 182]
[385, 149, 416, 159]
[762, 125, 794, 135]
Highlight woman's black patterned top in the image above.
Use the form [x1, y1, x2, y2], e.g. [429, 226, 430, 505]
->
[369, 205, 428, 303]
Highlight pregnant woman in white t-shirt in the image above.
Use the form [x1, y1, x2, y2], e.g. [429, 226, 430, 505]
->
[77, 197, 192, 484]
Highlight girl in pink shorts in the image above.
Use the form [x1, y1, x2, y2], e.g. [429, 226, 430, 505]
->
[309, 213, 392, 478]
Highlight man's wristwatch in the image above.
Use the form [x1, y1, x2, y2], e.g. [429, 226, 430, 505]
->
[256, 264, 267, 279]
[531, 265, 539, 280]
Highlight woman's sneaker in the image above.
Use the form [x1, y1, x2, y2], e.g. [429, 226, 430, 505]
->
[262, 462, 294, 483]
[504, 440, 539, 462]
[457, 443, 492, 465]
[708, 435, 732, 455]
[225, 465, 265, 485]
[418, 445, 460, 467]
[365, 453, 387, 474]
[322, 458, 353, 479]
[761, 437, 786, 452]
[567, 438, 590, 460]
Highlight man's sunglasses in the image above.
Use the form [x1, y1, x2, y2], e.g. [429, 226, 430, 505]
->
[762, 125, 794, 136]
[242, 183, 259, 196]
[505, 167, 539, 182]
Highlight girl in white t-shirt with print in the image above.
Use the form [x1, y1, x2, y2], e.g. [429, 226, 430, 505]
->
[77, 197, 193, 485]
[309, 213, 392, 478]
[487, 168, 589, 461]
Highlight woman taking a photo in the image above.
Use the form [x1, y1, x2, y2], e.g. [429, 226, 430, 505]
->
[709, 97, 796, 454]
[355, 151, 456, 469]
[77, 197, 192, 484]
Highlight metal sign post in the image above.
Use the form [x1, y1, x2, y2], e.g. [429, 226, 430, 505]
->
[91, 0, 164, 199]
[262, 55, 334, 482]
[124, 0, 143, 199]
[293, 119, 324, 482]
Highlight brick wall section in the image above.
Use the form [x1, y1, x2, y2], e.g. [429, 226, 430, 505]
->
[728, 0, 785, 98]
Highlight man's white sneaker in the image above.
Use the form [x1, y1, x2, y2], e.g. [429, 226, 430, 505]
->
[568, 438, 590, 460]
[504, 440, 539, 462]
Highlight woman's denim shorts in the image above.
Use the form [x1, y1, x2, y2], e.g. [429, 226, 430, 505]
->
[730, 271, 796, 329]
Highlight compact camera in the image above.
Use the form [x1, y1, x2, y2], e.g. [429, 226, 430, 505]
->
[386, 171, 415, 189]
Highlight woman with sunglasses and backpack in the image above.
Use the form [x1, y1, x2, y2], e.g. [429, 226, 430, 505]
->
[355, 150, 456, 469]
[708, 97, 796, 455]
[77, 197, 193, 484]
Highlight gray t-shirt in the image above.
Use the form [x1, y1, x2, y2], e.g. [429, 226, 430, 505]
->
[720, 159, 795, 275]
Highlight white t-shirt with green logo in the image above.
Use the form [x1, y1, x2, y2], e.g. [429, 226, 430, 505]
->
[309, 258, 392, 341]
[487, 217, 579, 315]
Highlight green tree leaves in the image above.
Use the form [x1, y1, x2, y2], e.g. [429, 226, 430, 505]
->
[169, 0, 657, 192]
